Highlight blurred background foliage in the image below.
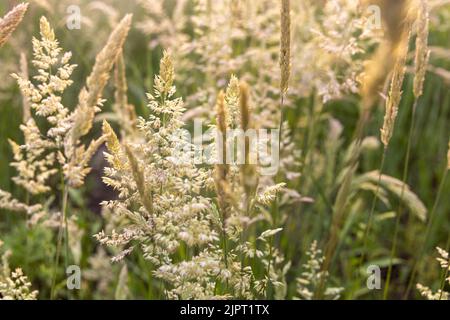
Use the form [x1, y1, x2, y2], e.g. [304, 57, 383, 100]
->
[0, 0, 449, 299]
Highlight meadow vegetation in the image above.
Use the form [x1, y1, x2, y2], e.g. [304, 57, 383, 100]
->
[0, 0, 448, 300]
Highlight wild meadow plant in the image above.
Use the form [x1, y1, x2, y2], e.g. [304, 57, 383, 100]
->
[0, 0, 448, 300]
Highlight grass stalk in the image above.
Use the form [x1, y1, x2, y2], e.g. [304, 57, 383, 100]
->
[383, 98, 418, 299]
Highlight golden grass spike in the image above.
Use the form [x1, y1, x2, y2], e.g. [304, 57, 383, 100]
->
[380, 33, 410, 147]
[115, 264, 129, 300]
[0, 3, 28, 48]
[216, 90, 228, 134]
[413, 0, 430, 99]
[361, 43, 393, 111]
[215, 90, 229, 178]
[280, 0, 291, 94]
[102, 120, 121, 156]
[225, 75, 240, 128]
[84, 14, 132, 109]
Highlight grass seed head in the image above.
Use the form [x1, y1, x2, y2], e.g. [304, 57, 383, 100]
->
[0, 3, 29, 48]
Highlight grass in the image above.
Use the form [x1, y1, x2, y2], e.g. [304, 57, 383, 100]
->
[0, 0, 449, 300]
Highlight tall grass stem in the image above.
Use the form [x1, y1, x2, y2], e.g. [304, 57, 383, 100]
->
[383, 99, 418, 299]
